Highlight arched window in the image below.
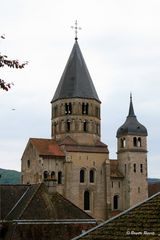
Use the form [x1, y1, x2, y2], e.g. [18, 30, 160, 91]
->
[113, 195, 119, 210]
[134, 163, 136, 173]
[96, 124, 99, 135]
[140, 164, 143, 173]
[54, 106, 58, 117]
[65, 103, 72, 115]
[95, 107, 99, 117]
[51, 171, 55, 179]
[43, 171, 49, 180]
[66, 120, 71, 132]
[84, 191, 90, 210]
[83, 121, 87, 132]
[89, 169, 95, 183]
[120, 138, 126, 148]
[58, 171, 62, 184]
[80, 169, 85, 183]
[133, 137, 137, 147]
[124, 164, 127, 175]
[82, 103, 89, 115]
[138, 137, 141, 147]
[27, 159, 30, 168]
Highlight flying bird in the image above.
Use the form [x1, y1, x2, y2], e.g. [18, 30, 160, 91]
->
[1, 34, 5, 39]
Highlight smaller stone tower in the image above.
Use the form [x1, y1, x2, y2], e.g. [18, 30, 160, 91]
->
[116, 95, 148, 209]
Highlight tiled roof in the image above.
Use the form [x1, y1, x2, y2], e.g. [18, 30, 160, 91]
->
[1, 183, 93, 221]
[51, 41, 100, 103]
[2, 222, 96, 240]
[0, 184, 29, 220]
[110, 160, 124, 178]
[5, 184, 40, 220]
[73, 192, 160, 240]
[0, 183, 97, 240]
[30, 138, 65, 157]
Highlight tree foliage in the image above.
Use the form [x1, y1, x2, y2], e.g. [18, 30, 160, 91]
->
[0, 35, 28, 91]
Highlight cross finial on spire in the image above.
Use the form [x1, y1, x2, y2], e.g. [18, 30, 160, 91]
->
[130, 92, 132, 102]
[71, 20, 81, 41]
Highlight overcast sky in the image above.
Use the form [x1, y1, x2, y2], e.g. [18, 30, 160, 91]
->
[0, 0, 160, 178]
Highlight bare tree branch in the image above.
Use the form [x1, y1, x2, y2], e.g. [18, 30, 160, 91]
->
[0, 35, 28, 91]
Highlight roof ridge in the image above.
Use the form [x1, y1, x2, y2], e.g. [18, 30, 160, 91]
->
[17, 184, 42, 220]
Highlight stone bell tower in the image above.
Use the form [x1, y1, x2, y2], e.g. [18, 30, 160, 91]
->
[116, 95, 148, 209]
[51, 40, 101, 146]
[50, 35, 109, 220]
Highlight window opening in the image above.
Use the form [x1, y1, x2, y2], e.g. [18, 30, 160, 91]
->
[65, 103, 72, 115]
[113, 195, 119, 210]
[66, 120, 71, 132]
[43, 171, 48, 180]
[83, 121, 87, 132]
[124, 164, 127, 175]
[80, 169, 85, 183]
[58, 171, 62, 184]
[121, 138, 126, 148]
[27, 160, 30, 168]
[54, 106, 58, 117]
[82, 103, 89, 115]
[138, 137, 141, 147]
[90, 169, 95, 183]
[133, 137, 137, 147]
[140, 164, 143, 173]
[84, 191, 90, 210]
[51, 171, 55, 179]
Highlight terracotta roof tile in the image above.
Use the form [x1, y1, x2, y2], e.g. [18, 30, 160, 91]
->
[30, 138, 65, 157]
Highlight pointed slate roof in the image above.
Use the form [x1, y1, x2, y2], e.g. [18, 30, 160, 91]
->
[117, 95, 147, 137]
[51, 41, 100, 103]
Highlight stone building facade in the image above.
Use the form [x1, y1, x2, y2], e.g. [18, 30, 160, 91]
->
[21, 39, 148, 220]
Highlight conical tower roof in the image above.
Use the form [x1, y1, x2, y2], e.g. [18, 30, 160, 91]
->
[116, 95, 147, 137]
[51, 41, 100, 103]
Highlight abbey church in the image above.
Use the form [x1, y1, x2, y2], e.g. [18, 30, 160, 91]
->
[21, 38, 148, 220]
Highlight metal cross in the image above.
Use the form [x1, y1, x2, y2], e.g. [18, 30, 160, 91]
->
[71, 20, 81, 41]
